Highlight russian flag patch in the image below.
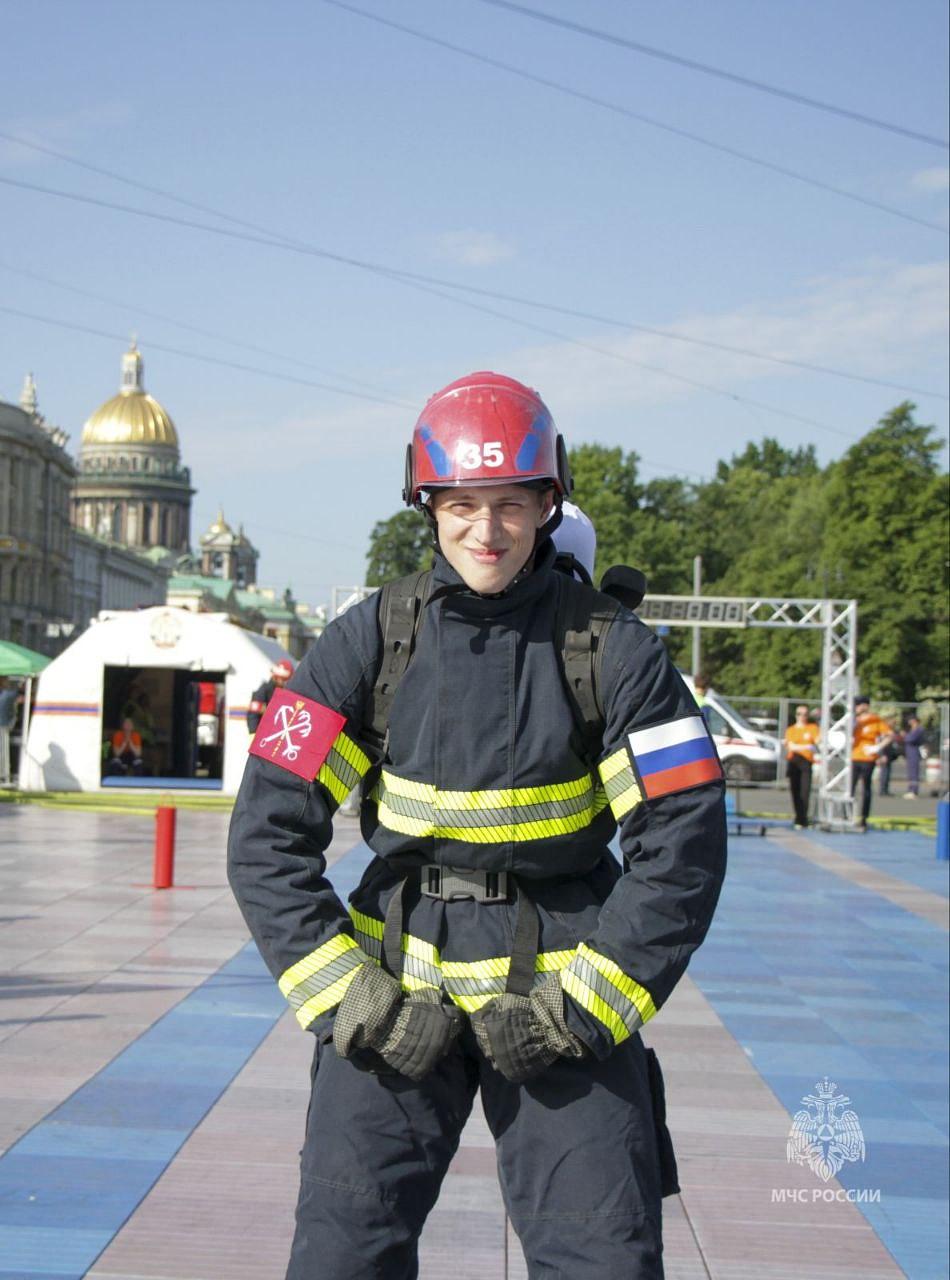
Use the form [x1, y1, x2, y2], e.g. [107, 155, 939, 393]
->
[628, 716, 723, 799]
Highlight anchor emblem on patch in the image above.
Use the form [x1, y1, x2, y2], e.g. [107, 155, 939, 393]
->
[259, 700, 313, 761]
[248, 686, 347, 781]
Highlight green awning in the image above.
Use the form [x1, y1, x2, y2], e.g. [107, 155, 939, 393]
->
[0, 640, 50, 677]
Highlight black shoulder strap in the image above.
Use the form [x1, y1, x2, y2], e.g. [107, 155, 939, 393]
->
[365, 568, 433, 752]
[554, 573, 622, 764]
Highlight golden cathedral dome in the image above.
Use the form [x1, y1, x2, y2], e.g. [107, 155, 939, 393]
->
[81, 343, 179, 449]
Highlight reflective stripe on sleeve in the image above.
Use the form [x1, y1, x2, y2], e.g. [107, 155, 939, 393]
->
[316, 731, 372, 808]
[561, 943, 657, 1047]
[278, 933, 365, 1029]
[598, 748, 642, 821]
[374, 770, 610, 843]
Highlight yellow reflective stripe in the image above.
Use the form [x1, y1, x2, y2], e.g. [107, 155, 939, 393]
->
[340, 916, 577, 1011]
[335, 731, 371, 775]
[316, 731, 372, 807]
[561, 968, 632, 1046]
[576, 943, 657, 1024]
[442, 955, 510, 982]
[294, 966, 362, 1029]
[317, 762, 350, 806]
[598, 749, 630, 783]
[442, 948, 577, 1012]
[278, 933, 360, 997]
[278, 933, 365, 1029]
[598, 748, 642, 820]
[561, 943, 657, 1046]
[379, 770, 596, 809]
[440, 948, 575, 981]
[349, 906, 384, 941]
[376, 798, 609, 843]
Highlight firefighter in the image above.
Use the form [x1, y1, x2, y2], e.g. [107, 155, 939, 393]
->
[228, 372, 727, 1279]
[246, 659, 293, 733]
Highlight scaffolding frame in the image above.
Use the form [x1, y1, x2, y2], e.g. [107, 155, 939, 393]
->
[638, 595, 858, 829]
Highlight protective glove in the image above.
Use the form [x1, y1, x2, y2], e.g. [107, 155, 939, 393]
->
[333, 962, 462, 1081]
[375, 986, 463, 1081]
[470, 972, 585, 1084]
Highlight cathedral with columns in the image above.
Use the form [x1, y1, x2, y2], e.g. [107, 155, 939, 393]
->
[1, 343, 322, 657]
[72, 343, 194, 553]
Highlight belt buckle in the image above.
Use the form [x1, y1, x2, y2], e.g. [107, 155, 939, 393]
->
[422, 866, 509, 903]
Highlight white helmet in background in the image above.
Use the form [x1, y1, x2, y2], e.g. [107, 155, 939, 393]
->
[550, 500, 596, 580]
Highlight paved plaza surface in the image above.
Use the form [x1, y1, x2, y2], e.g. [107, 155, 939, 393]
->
[0, 803, 947, 1279]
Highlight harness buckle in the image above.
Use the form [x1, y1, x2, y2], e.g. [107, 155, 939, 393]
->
[421, 865, 510, 903]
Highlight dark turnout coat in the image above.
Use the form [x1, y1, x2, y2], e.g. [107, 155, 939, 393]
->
[227, 541, 727, 1060]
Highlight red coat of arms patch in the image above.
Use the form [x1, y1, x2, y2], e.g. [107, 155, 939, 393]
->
[248, 687, 345, 781]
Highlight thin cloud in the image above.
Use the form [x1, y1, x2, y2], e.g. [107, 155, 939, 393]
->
[434, 229, 516, 266]
[0, 104, 133, 168]
[911, 167, 950, 193]
[500, 259, 949, 416]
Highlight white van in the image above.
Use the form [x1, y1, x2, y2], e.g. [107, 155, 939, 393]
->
[681, 674, 782, 782]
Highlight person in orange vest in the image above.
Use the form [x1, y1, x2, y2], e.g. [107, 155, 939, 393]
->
[851, 697, 893, 831]
[106, 717, 146, 777]
[784, 705, 820, 828]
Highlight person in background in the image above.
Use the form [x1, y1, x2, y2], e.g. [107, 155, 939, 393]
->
[784, 704, 820, 828]
[693, 673, 712, 722]
[106, 717, 147, 777]
[0, 677, 22, 782]
[902, 715, 926, 799]
[877, 719, 902, 796]
[851, 698, 893, 831]
[247, 660, 294, 733]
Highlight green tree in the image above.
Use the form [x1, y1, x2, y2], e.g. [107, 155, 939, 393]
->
[568, 443, 641, 581]
[819, 403, 949, 699]
[365, 509, 431, 586]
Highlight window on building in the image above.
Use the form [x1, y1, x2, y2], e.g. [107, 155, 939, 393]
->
[112, 505, 122, 541]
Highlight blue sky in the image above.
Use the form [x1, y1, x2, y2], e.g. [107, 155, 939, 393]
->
[1, 0, 947, 606]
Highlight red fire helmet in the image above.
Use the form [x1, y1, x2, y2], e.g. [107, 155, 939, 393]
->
[403, 372, 572, 505]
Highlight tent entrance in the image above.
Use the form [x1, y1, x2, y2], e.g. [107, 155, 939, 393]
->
[101, 665, 226, 789]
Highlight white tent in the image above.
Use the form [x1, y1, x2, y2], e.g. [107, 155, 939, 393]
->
[20, 606, 293, 795]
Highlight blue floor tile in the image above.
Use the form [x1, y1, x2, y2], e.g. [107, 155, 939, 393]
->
[16, 1123, 187, 1162]
[0, 1224, 112, 1276]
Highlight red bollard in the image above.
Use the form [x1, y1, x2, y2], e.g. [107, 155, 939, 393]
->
[154, 806, 176, 889]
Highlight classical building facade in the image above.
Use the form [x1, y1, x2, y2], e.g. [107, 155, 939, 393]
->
[199, 509, 258, 587]
[0, 378, 75, 651]
[72, 344, 193, 552]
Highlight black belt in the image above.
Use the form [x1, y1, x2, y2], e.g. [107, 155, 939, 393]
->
[382, 868, 539, 998]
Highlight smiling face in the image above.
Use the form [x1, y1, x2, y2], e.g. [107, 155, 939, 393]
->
[431, 483, 554, 594]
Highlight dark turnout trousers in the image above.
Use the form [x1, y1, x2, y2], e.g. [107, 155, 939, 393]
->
[287, 1026, 669, 1280]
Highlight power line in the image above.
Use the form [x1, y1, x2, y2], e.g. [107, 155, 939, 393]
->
[0, 305, 413, 410]
[321, 1, 948, 234]
[0, 258, 411, 403]
[3, 170, 945, 403]
[473, 0, 950, 149]
[398, 273, 864, 443]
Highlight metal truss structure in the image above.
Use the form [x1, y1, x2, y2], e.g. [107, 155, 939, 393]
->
[639, 595, 859, 829]
[333, 585, 860, 830]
